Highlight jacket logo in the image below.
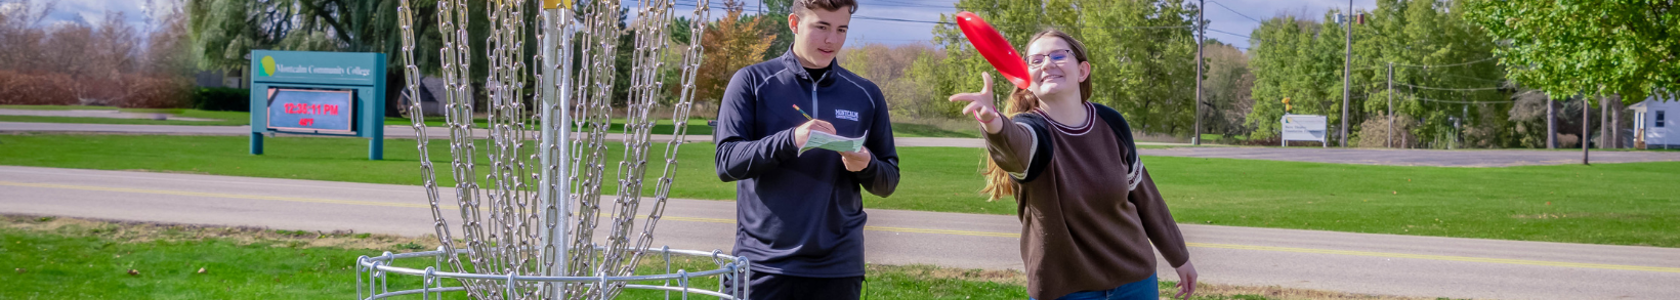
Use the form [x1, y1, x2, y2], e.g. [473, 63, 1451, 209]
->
[835, 109, 859, 121]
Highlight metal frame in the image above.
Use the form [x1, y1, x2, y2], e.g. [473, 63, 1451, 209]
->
[357, 246, 751, 300]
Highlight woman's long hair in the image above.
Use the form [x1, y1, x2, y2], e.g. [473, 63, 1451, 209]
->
[980, 29, 1093, 201]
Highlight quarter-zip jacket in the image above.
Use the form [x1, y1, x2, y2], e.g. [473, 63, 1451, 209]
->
[714, 49, 900, 278]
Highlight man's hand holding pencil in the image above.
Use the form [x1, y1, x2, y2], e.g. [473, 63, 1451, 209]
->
[791, 104, 871, 172]
[792, 105, 837, 149]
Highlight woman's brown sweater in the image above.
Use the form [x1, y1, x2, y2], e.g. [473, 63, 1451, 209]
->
[983, 102, 1190, 300]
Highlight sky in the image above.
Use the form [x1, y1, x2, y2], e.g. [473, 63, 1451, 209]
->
[44, 0, 1379, 51]
[15, 0, 172, 33]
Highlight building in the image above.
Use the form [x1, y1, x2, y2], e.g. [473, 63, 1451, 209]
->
[1629, 94, 1678, 149]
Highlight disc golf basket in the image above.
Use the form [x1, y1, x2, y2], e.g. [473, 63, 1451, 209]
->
[354, 0, 747, 299]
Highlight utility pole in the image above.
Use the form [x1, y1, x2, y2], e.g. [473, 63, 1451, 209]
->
[1387, 62, 1393, 148]
[1340, 0, 1353, 148]
[1193, 0, 1205, 146]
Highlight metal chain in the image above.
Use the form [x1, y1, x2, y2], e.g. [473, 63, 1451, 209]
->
[401, 0, 712, 298]
[563, 0, 623, 296]
[624, 0, 710, 279]
[599, 0, 709, 297]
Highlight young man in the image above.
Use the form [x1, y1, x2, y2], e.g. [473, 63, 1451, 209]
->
[713, 0, 898, 298]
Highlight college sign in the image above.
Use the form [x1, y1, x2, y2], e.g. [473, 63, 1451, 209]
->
[249, 50, 387, 160]
[1280, 114, 1328, 147]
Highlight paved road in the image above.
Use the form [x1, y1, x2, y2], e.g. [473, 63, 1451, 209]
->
[7, 122, 1680, 167]
[3, 166, 1678, 300]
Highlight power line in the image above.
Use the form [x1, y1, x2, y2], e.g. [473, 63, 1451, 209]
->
[1393, 82, 1503, 92]
[1411, 96, 1513, 104]
[1206, 28, 1249, 39]
[1206, 0, 1263, 23]
[851, 15, 946, 25]
[1391, 57, 1498, 69]
[866, 0, 953, 9]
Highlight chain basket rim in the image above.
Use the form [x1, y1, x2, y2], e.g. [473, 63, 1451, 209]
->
[356, 245, 751, 300]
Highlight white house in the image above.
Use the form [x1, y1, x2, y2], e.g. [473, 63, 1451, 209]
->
[1629, 94, 1678, 149]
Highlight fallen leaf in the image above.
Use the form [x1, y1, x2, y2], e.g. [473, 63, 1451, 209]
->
[15, 268, 23, 274]
[1392, 191, 1397, 195]
[198, 267, 207, 274]
[128, 269, 140, 276]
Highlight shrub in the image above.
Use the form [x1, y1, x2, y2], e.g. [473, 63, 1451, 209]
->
[191, 87, 251, 112]
[120, 74, 193, 109]
[0, 70, 77, 105]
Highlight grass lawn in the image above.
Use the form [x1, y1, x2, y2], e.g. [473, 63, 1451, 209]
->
[0, 133, 1676, 248]
[0, 105, 981, 138]
[889, 122, 980, 138]
[2, 215, 1355, 300]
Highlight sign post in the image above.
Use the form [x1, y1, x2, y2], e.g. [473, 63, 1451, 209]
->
[1281, 114, 1329, 148]
[248, 50, 386, 160]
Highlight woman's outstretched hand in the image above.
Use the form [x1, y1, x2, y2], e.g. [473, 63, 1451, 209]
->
[948, 72, 1003, 133]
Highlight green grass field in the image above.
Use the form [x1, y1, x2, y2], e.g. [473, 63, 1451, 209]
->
[0, 215, 1023, 299]
[4, 215, 1331, 300]
[0, 105, 989, 138]
[0, 133, 1675, 248]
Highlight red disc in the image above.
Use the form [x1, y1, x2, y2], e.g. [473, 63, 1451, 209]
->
[955, 11, 1031, 90]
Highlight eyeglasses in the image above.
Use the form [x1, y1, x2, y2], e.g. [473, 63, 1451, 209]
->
[1027, 49, 1074, 69]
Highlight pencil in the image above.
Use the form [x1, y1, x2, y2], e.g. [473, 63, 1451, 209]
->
[792, 104, 813, 120]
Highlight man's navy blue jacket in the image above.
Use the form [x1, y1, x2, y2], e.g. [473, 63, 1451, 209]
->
[714, 49, 900, 278]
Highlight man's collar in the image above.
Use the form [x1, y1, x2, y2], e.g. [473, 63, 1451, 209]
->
[779, 47, 839, 81]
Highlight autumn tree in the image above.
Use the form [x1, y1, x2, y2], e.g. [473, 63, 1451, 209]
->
[694, 0, 775, 105]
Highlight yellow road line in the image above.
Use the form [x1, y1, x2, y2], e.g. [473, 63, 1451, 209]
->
[8, 180, 1678, 274]
[658, 215, 1016, 238]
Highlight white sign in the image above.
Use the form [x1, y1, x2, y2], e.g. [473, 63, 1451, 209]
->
[1280, 114, 1328, 147]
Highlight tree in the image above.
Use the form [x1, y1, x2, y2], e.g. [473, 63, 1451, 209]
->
[1467, 0, 1680, 163]
[1247, 0, 1510, 148]
[187, 0, 457, 116]
[927, 0, 1200, 137]
[694, 0, 775, 105]
[1201, 40, 1254, 137]
[759, 0, 793, 60]
[0, 0, 56, 72]
[839, 42, 943, 119]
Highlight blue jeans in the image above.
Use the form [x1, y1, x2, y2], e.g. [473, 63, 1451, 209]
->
[1034, 274, 1159, 300]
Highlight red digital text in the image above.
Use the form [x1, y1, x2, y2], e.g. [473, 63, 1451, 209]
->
[282, 103, 340, 115]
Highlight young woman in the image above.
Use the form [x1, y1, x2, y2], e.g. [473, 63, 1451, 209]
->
[948, 29, 1199, 300]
